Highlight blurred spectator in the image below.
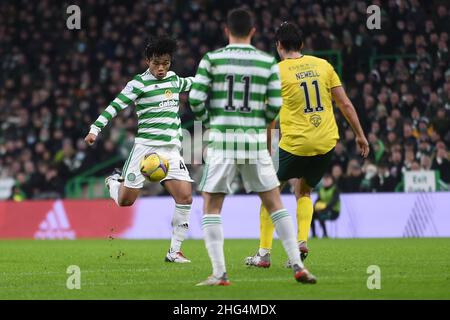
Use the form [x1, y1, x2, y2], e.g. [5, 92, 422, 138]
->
[388, 150, 404, 186]
[340, 159, 365, 193]
[331, 164, 343, 185]
[311, 173, 340, 238]
[361, 161, 377, 191]
[368, 133, 385, 164]
[371, 162, 397, 192]
[331, 142, 348, 169]
[432, 146, 450, 183]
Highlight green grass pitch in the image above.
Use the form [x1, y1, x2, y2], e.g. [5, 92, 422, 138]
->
[0, 238, 449, 299]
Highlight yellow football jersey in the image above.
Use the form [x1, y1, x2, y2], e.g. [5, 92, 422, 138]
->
[278, 55, 341, 156]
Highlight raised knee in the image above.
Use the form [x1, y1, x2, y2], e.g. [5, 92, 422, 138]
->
[176, 195, 192, 205]
[118, 199, 135, 207]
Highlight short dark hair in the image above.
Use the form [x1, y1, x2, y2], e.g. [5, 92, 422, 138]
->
[275, 22, 303, 52]
[227, 8, 254, 38]
[145, 35, 177, 60]
[323, 173, 334, 181]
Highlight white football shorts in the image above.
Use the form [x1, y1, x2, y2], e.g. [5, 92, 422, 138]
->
[122, 143, 193, 189]
[198, 149, 280, 194]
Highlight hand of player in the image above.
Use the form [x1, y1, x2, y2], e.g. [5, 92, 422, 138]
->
[84, 133, 97, 146]
[356, 135, 369, 158]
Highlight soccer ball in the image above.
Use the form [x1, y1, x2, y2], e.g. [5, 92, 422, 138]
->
[140, 152, 170, 182]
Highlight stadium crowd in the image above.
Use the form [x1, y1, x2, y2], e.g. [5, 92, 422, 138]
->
[0, 0, 449, 200]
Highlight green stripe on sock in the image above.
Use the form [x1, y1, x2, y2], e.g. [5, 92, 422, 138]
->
[201, 218, 221, 224]
[271, 210, 289, 223]
[201, 219, 221, 223]
[271, 211, 289, 220]
[176, 204, 192, 209]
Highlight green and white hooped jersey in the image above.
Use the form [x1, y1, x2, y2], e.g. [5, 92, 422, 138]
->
[90, 70, 193, 149]
[189, 44, 282, 159]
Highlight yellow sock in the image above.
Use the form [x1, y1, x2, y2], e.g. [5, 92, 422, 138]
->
[297, 196, 313, 242]
[259, 204, 275, 250]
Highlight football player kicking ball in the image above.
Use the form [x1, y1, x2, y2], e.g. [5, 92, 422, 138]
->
[189, 9, 316, 286]
[84, 36, 194, 264]
[246, 22, 369, 268]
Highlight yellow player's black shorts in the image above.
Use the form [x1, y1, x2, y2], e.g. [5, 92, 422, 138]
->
[276, 147, 335, 187]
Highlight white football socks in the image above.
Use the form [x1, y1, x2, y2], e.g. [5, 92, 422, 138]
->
[202, 214, 226, 278]
[170, 204, 191, 253]
[270, 209, 304, 268]
[109, 180, 121, 206]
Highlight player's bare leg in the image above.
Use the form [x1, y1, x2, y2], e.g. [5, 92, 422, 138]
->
[164, 180, 192, 205]
[163, 180, 193, 263]
[196, 192, 230, 286]
[258, 187, 316, 283]
[105, 171, 140, 206]
[202, 191, 226, 214]
[117, 185, 140, 206]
